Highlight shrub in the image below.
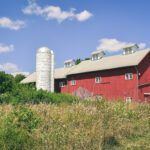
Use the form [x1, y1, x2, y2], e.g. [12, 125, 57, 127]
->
[10, 85, 80, 105]
[0, 93, 12, 104]
[0, 106, 41, 150]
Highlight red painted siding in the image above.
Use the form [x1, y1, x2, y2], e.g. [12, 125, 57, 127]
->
[54, 52, 150, 103]
[66, 67, 138, 102]
[138, 52, 150, 102]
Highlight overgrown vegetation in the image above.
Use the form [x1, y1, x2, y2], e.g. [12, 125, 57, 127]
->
[0, 105, 41, 150]
[0, 71, 80, 105]
[0, 101, 150, 150]
[0, 71, 150, 149]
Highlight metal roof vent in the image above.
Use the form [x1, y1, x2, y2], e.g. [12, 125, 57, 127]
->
[123, 43, 139, 55]
[64, 59, 75, 68]
[91, 50, 105, 61]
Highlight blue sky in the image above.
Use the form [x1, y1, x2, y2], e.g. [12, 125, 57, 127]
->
[0, 0, 150, 76]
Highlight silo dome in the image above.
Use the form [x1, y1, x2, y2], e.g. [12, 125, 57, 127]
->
[37, 47, 52, 53]
[36, 47, 54, 92]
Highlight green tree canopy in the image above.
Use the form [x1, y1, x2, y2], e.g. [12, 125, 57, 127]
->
[0, 71, 15, 94]
[75, 58, 90, 65]
[15, 74, 26, 83]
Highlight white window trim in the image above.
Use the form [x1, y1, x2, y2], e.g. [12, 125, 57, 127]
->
[92, 54, 99, 61]
[95, 77, 101, 83]
[125, 73, 133, 80]
[59, 82, 65, 87]
[71, 80, 76, 86]
[126, 97, 133, 102]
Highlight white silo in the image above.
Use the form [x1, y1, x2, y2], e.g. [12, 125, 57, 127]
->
[36, 47, 54, 92]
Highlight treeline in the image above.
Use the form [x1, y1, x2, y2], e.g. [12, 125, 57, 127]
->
[0, 71, 79, 105]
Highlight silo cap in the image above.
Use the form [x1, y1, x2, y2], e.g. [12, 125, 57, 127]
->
[37, 47, 54, 54]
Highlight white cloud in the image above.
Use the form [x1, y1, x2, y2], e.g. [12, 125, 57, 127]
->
[0, 43, 14, 53]
[97, 38, 127, 52]
[138, 43, 146, 49]
[11, 72, 30, 77]
[0, 63, 29, 76]
[97, 38, 146, 52]
[22, 0, 92, 23]
[0, 17, 25, 30]
[76, 10, 92, 22]
[0, 63, 19, 72]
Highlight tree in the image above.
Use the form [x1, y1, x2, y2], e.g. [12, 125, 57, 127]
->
[75, 58, 82, 65]
[0, 71, 15, 94]
[84, 58, 90, 60]
[15, 74, 26, 83]
[75, 58, 90, 65]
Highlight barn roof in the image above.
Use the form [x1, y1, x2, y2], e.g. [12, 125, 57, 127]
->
[21, 67, 74, 83]
[21, 72, 36, 83]
[21, 49, 150, 84]
[67, 49, 150, 75]
[123, 43, 139, 49]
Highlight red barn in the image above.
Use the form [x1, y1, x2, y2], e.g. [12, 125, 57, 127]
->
[21, 44, 150, 102]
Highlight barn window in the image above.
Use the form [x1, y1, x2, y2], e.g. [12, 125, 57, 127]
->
[92, 54, 99, 60]
[59, 82, 65, 87]
[64, 59, 75, 68]
[71, 80, 76, 86]
[126, 97, 133, 102]
[91, 51, 105, 61]
[125, 73, 133, 80]
[123, 44, 139, 55]
[95, 77, 101, 83]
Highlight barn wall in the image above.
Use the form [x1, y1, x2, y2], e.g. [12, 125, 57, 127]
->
[54, 52, 150, 102]
[138, 52, 150, 102]
[55, 79, 68, 93]
[66, 67, 138, 102]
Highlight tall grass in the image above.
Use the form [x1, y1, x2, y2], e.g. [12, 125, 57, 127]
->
[0, 100, 150, 150]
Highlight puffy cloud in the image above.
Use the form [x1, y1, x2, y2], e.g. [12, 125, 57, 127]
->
[97, 38, 127, 52]
[76, 10, 92, 22]
[0, 63, 19, 72]
[11, 72, 30, 77]
[0, 63, 29, 76]
[138, 43, 146, 49]
[97, 38, 146, 52]
[22, 0, 92, 23]
[0, 43, 14, 53]
[0, 17, 25, 30]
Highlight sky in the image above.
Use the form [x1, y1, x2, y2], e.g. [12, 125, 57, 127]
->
[0, 0, 150, 76]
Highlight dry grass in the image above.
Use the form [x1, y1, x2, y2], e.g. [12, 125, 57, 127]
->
[0, 101, 150, 150]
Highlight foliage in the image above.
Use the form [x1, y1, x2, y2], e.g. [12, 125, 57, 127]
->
[84, 57, 90, 60]
[75, 58, 90, 65]
[0, 83, 79, 105]
[75, 58, 82, 65]
[0, 105, 41, 150]
[0, 71, 16, 94]
[0, 101, 150, 150]
[0, 71, 79, 105]
[14, 74, 26, 83]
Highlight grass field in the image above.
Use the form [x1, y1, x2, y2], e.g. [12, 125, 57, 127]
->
[0, 100, 150, 150]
